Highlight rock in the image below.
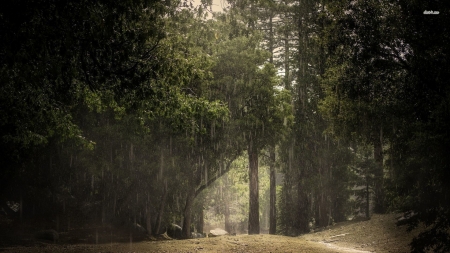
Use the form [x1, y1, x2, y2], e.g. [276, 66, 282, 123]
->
[35, 229, 59, 243]
[167, 224, 182, 239]
[396, 211, 417, 226]
[191, 232, 205, 238]
[209, 228, 228, 236]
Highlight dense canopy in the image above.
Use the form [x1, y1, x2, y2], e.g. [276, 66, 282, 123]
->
[1, 0, 449, 252]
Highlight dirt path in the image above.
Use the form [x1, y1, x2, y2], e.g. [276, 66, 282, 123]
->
[0, 235, 371, 253]
[0, 214, 422, 253]
[320, 242, 372, 253]
[301, 213, 424, 253]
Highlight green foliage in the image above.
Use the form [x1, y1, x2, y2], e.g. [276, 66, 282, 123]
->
[0, 0, 231, 236]
[1, 0, 447, 249]
[319, 0, 450, 251]
[0, 0, 172, 145]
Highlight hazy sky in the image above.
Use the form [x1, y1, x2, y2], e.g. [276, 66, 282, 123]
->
[192, 0, 229, 13]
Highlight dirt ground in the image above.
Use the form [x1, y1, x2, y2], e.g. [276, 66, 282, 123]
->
[0, 213, 423, 253]
[301, 213, 424, 253]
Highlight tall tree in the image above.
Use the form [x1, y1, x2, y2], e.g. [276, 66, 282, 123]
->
[210, 11, 293, 233]
[275, 0, 357, 235]
[320, 0, 450, 251]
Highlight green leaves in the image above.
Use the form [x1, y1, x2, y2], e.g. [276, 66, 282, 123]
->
[317, 0, 450, 250]
[0, 0, 173, 149]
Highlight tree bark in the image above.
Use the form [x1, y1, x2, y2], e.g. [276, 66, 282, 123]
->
[225, 204, 231, 233]
[155, 179, 167, 234]
[366, 176, 370, 219]
[146, 203, 152, 235]
[195, 208, 204, 234]
[268, 16, 277, 236]
[181, 187, 196, 239]
[373, 127, 385, 213]
[248, 140, 260, 234]
[269, 146, 277, 234]
[224, 174, 232, 233]
[297, 179, 309, 233]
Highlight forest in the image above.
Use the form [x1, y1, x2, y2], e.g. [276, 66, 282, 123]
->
[0, 0, 449, 252]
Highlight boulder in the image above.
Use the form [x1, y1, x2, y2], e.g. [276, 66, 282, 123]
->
[208, 228, 228, 237]
[167, 223, 182, 239]
[191, 232, 205, 238]
[396, 211, 417, 226]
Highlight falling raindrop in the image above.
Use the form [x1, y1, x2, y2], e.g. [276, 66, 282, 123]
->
[114, 194, 117, 214]
[211, 120, 215, 139]
[129, 232, 133, 251]
[130, 142, 134, 162]
[159, 150, 164, 180]
[205, 166, 208, 186]
[289, 143, 293, 172]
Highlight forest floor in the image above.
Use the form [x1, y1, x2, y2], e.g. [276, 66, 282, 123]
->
[0, 213, 424, 253]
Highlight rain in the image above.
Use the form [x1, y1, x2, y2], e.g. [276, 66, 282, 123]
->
[0, 0, 448, 252]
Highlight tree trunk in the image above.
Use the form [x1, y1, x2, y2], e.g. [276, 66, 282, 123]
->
[225, 204, 231, 233]
[284, 25, 290, 90]
[248, 140, 260, 234]
[224, 174, 232, 234]
[196, 208, 204, 234]
[20, 194, 23, 222]
[181, 187, 196, 239]
[366, 176, 370, 219]
[146, 203, 152, 235]
[155, 179, 167, 234]
[269, 146, 277, 234]
[297, 179, 309, 233]
[373, 127, 385, 213]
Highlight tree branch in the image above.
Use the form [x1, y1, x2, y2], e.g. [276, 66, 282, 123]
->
[195, 156, 237, 197]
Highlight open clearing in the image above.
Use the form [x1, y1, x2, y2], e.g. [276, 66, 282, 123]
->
[0, 214, 422, 253]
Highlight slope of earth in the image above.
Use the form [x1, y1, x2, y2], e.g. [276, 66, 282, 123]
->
[0, 213, 423, 253]
[0, 234, 338, 253]
[301, 213, 424, 253]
